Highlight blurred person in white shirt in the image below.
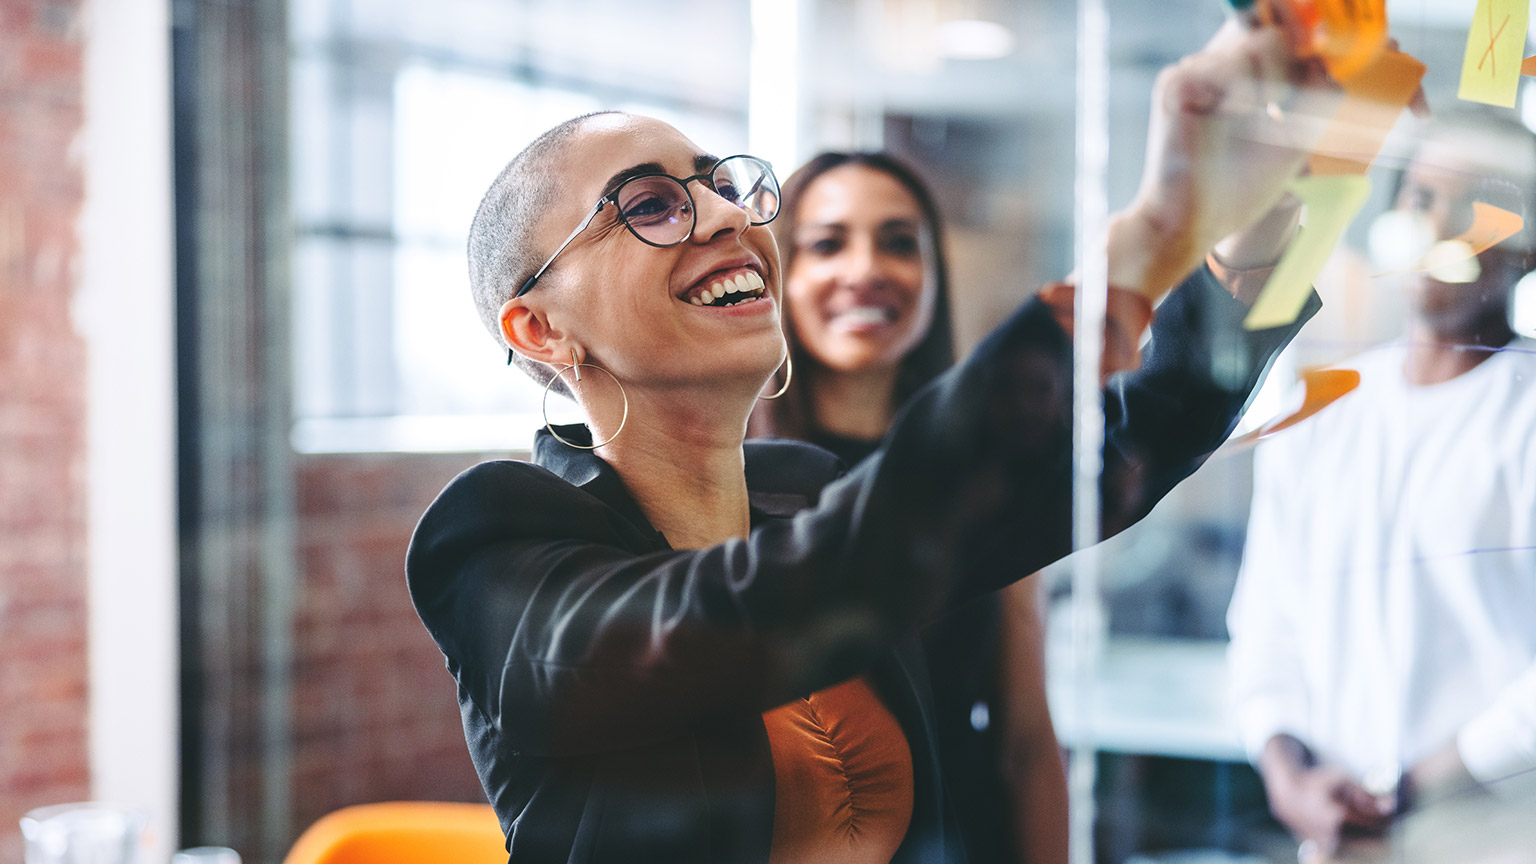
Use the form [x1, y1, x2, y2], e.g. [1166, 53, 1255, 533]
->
[1228, 110, 1536, 859]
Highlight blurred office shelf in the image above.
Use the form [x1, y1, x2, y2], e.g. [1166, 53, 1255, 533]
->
[1047, 636, 1245, 764]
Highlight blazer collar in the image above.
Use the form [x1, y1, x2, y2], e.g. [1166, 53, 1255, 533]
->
[531, 425, 836, 544]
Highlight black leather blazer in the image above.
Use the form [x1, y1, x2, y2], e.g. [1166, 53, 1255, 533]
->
[407, 268, 1317, 863]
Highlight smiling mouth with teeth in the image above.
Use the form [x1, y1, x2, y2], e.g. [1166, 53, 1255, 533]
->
[688, 270, 768, 307]
[834, 306, 898, 326]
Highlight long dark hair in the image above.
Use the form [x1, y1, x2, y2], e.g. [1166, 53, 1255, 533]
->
[748, 151, 956, 442]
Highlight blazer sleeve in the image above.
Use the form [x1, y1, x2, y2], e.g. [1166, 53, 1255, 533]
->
[407, 265, 1317, 758]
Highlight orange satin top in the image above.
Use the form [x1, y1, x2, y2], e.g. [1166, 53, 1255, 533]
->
[761, 677, 914, 864]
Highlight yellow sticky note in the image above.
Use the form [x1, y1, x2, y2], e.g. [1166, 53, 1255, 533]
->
[1459, 0, 1530, 108]
[1244, 175, 1372, 331]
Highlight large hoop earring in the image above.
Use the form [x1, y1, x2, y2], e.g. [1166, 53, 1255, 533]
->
[543, 348, 629, 450]
[758, 340, 793, 400]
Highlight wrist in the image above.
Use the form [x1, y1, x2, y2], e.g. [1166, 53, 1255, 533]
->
[1403, 740, 1480, 809]
[1106, 206, 1202, 303]
[1260, 734, 1317, 786]
[1212, 193, 1302, 270]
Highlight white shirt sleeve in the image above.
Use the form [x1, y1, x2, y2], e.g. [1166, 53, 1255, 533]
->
[1228, 435, 1313, 764]
[1454, 413, 1536, 794]
[1457, 662, 1536, 791]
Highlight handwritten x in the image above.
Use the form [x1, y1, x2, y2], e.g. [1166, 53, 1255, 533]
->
[1479, 2, 1510, 75]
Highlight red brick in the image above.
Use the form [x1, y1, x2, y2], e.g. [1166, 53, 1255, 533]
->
[284, 451, 494, 830]
[0, 0, 88, 857]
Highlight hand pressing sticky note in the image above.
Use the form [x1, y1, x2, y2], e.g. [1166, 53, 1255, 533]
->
[1312, 0, 1389, 84]
[1244, 175, 1373, 331]
[1459, 0, 1530, 108]
[1309, 50, 1427, 177]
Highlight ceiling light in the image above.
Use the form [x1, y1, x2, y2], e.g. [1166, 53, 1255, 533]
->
[937, 19, 1015, 61]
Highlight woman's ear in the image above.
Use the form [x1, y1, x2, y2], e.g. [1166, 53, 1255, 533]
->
[499, 296, 568, 367]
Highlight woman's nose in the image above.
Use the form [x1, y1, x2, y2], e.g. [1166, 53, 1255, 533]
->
[688, 180, 751, 243]
[836, 239, 885, 287]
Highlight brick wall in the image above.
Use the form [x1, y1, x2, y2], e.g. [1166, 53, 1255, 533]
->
[0, 0, 90, 860]
[290, 452, 487, 836]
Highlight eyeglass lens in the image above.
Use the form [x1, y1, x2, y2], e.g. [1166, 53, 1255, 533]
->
[613, 157, 779, 246]
[615, 176, 695, 246]
[712, 157, 780, 225]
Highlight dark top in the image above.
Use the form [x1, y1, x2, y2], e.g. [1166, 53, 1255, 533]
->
[801, 434, 1016, 862]
[804, 431, 881, 473]
[803, 431, 965, 864]
[406, 268, 1317, 864]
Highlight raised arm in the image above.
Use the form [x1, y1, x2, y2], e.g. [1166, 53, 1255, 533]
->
[408, 19, 1333, 759]
[409, 259, 1315, 758]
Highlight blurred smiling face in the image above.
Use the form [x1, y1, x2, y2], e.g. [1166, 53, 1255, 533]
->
[1394, 127, 1534, 332]
[527, 114, 784, 395]
[786, 165, 936, 375]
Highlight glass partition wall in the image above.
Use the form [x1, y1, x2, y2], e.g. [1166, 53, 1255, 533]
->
[174, 0, 1536, 861]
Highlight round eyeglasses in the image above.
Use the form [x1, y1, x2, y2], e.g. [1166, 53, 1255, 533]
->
[515, 154, 780, 298]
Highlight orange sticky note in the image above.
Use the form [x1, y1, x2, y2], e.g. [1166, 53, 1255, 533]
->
[1231, 368, 1362, 446]
[1309, 50, 1428, 177]
[1311, 0, 1390, 84]
[1446, 202, 1524, 258]
[1372, 203, 1524, 277]
[1459, 0, 1530, 108]
[1245, 175, 1373, 330]
[1379, 202, 1527, 276]
[1523, 55, 1536, 76]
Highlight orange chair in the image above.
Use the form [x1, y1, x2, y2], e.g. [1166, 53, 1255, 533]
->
[282, 802, 506, 864]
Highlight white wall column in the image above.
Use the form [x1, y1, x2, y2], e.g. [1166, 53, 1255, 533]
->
[79, 0, 179, 859]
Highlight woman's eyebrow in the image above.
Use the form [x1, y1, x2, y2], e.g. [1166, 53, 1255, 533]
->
[798, 217, 919, 234]
[797, 221, 848, 233]
[599, 154, 721, 200]
[600, 162, 665, 199]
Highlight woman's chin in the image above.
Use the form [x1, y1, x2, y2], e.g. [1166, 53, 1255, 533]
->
[810, 341, 909, 377]
[655, 355, 787, 397]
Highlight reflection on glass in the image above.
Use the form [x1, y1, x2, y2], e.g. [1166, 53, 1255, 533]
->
[1229, 111, 1536, 859]
[20, 804, 147, 864]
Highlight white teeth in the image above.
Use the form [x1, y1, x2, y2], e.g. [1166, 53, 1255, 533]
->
[839, 307, 891, 326]
[687, 271, 765, 306]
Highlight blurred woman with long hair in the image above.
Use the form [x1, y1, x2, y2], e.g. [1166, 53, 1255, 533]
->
[750, 151, 1067, 863]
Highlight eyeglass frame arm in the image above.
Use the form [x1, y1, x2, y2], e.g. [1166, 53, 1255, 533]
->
[514, 200, 607, 298]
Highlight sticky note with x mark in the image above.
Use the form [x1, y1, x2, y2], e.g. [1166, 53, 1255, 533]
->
[1459, 0, 1530, 108]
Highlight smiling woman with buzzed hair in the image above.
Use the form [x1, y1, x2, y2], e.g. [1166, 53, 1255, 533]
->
[407, 18, 1338, 864]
